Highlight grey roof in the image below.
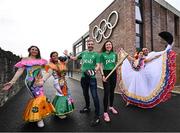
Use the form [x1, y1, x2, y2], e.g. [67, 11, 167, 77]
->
[155, 0, 180, 17]
[72, 31, 89, 46]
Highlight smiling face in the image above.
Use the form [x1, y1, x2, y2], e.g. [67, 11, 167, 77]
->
[29, 46, 39, 57]
[138, 51, 144, 58]
[28, 45, 41, 59]
[142, 48, 149, 56]
[105, 41, 113, 52]
[50, 52, 59, 63]
[86, 40, 94, 51]
[101, 40, 114, 53]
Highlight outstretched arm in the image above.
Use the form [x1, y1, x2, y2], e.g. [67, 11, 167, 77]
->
[69, 56, 78, 61]
[127, 55, 135, 62]
[63, 50, 78, 61]
[144, 54, 161, 63]
[165, 43, 174, 51]
[3, 67, 25, 90]
[43, 68, 53, 83]
[155, 43, 174, 55]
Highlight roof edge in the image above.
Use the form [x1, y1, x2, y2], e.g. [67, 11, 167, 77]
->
[155, 0, 180, 17]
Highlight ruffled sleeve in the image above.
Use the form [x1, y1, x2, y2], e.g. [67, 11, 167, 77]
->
[45, 62, 57, 71]
[45, 64, 51, 72]
[14, 58, 47, 68]
[15, 60, 25, 68]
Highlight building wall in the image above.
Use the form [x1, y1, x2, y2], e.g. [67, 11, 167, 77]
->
[0, 48, 24, 107]
[143, 0, 180, 85]
[88, 0, 180, 91]
[89, 0, 136, 55]
[72, 32, 89, 71]
[72, 0, 180, 89]
[89, 0, 136, 91]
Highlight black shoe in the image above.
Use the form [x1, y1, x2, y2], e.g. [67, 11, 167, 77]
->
[79, 107, 91, 113]
[90, 116, 100, 127]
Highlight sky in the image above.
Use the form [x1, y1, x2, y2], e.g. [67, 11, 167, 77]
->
[0, 0, 180, 59]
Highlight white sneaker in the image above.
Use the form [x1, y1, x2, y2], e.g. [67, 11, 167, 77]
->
[37, 120, 44, 128]
[58, 115, 67, 119]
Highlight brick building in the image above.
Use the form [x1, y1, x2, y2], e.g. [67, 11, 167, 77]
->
[72, 0, 180, 90]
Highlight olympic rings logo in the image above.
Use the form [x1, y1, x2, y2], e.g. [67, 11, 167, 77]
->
[92, 11, 119, 43]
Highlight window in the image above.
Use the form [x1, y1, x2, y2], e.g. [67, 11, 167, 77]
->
[136, 23, 142, 34]
[85, 37, 89, 50]
[174, 16, 179, 36]
[135, 0, 139, 3]
[174, 15, 179, 47]
[135, 36, 141, 48]
[135, 6, 142, 22]
[135, 0, 143, 49]
[75, 42, 82, 55]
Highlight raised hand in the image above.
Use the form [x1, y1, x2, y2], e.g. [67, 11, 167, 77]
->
[63, 50, 69, 56]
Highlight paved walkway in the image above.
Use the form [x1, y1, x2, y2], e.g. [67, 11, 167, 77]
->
[0, 77, 180, 132]
[70, 72, 180, 94]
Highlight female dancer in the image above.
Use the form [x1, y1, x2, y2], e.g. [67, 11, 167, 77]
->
[120, 31, 176, 108]
[127, 51, 161, 72]
[3, 45, 55, 127]
[43, 51, 74, 119]
[100, 40, 118, 122]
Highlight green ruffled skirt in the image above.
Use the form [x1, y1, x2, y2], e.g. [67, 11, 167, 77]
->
[52, 95, 74, 116]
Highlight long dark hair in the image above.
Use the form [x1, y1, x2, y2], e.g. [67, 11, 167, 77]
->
[101, 40, 114, 52]
[50, 51, 58, 63]
[50, 51, 58, 58]
[28, 45, 41, 59]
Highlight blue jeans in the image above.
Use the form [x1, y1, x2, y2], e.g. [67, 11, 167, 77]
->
[81, 77, 100, 116]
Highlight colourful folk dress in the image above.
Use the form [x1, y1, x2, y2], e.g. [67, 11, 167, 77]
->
[15, 58, 55, 122]
[45, 60, 74, 116]
[121, 50, 176, 108]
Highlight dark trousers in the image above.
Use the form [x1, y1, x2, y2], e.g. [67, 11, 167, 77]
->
[81, 77, 100, 116]
[103, 70, 117, 112]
